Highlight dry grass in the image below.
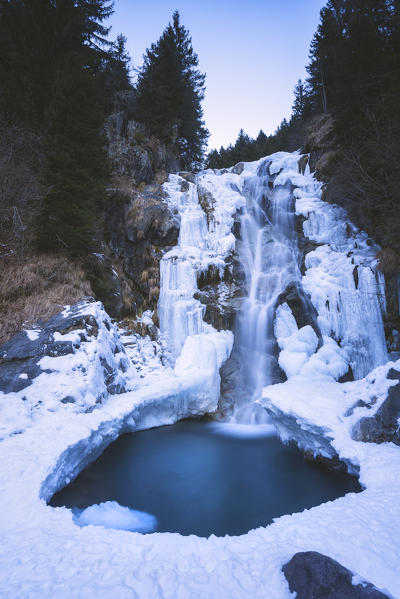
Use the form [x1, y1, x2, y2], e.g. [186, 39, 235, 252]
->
[305, 113, 334, 150]
[0, 253, 92, 344]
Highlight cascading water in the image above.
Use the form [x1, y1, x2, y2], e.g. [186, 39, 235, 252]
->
[232, 161, 302, 421]
[158, 153, 388, 425]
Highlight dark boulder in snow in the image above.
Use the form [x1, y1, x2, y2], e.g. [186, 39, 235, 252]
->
[283, 551, 390, 599]
[352, 368, 400, 446]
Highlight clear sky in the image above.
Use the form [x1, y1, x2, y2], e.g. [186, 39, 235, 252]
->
[108, 0, 326, 150]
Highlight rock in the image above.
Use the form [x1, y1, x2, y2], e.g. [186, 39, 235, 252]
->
[104, 93, 180, 189]
[195, 282, 243, 331]
[277, 282, 323, 346]
[197, 184, 216, 225]
[0, 300, 132, 403]
[283, 552, 390, 599]
[105, 185, 180, 314]
[352, 369, 400, 445]
[298, 154, 309, 175]
[304, 113, 335, 176]
[85, 253, 127, 318]
[231, 162, 244, 175]
[179, 171, 196, 184]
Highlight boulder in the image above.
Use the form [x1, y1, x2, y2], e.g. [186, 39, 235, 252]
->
[283, 552, 390, 599]
[0, 300, 133, 402]
[352, 368, 400, 445]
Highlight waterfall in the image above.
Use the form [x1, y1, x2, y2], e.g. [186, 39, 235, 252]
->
[158, 153, 388, 424]
[224, 153, 387, 423]
[233, 161, 301, 419]
[158, 178, 207, 357]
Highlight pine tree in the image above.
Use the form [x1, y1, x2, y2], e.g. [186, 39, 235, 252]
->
[99, 33, 132, 108]
[135, 11, 208, 169]
[0, 0, 113, 127]
[37, 56, 108, 255]
[292, 80, 312, 121]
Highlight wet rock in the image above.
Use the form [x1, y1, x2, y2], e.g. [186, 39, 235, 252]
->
[283, 551, 389, 599]
[352, 369, 400, 445]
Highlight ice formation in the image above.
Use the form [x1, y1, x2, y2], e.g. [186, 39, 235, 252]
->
[73, 501, 158, 533]
[196, 152, 388, 420]
[158, 173, 234, 389]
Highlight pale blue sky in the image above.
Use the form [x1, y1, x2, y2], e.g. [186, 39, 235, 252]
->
[109, 0, 326, 150]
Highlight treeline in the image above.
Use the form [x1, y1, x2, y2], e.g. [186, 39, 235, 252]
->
[207, 79, 311, 168]
[0, 3, 207, 256]
[307, 0, 400, 257]
[208, 0, 400, 262]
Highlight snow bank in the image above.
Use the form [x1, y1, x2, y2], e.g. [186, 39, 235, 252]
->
[1, 355, 398, 598]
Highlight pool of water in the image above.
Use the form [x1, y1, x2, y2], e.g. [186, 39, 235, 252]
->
[50, 419, 361, 537]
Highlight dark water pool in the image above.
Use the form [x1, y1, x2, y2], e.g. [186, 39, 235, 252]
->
[50, 420, 360, 537]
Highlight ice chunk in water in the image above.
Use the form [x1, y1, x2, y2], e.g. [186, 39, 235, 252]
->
[73, 501, 158, 533]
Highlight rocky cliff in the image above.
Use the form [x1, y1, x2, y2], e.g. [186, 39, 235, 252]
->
[86, 91, 182, 321]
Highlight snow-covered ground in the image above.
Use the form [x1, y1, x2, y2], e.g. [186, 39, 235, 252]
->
[1, 359, 399, 598]
[0, 152, 399, 598]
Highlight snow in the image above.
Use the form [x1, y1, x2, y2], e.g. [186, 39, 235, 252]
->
[25, 328, 40, 341]
[296, 193, 387, 379]
[73, 501, 158, 533]
[1, 360, 398, 598]
[0, 302, 138, 440]
[0, 152, 398, 598]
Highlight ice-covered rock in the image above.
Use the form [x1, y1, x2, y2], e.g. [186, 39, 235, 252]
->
[0, 300, 137, 438]
[351, 367, 400, 446]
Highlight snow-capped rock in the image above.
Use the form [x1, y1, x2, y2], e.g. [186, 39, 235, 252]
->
[0, 299, 137, 438]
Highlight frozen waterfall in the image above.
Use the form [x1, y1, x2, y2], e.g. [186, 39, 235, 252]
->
[158, 153, 388, 424]
[235, 162, 301, 406]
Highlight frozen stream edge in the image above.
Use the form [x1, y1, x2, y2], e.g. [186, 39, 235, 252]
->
[1, 363, 400, 598]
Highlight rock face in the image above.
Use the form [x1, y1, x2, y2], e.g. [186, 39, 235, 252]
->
[104, 91, 179, 188]
[283, 552, 390, 599]
[106, 184, 180, 316]
[352, 368, 400, 445]
[86, 92, 182, 319]
[304, 113, 336, 177]
[0, 300, 134, 409]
